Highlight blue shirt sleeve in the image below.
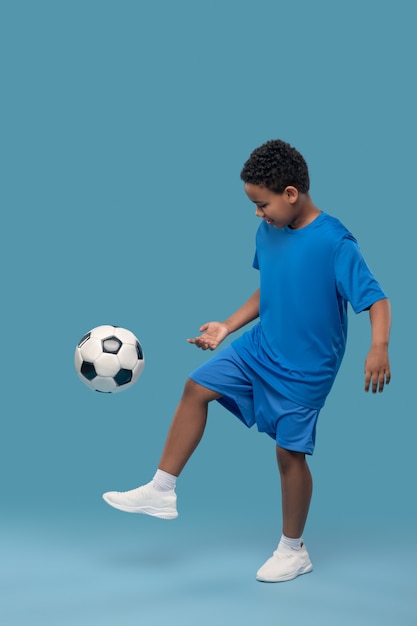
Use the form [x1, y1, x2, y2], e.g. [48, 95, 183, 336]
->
[335, 236, 387, 313]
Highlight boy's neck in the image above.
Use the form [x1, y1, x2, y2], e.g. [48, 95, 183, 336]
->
[289, 194, 321, 229]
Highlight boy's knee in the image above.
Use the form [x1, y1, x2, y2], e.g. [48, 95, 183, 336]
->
[183, 378, 221, 403]
[183, 378, 205, 396]
[276, 445, 306, 472]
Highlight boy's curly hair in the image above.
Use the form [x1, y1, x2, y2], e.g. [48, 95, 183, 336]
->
[240, 139, 310, 194]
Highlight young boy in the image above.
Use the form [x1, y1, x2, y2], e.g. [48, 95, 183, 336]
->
[103, 140, 391, 583]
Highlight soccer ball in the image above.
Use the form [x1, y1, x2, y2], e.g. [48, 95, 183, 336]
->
[74, 325, 145, 393]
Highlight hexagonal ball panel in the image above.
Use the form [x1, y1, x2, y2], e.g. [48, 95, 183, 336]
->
[90, 325, 118, 341]
[92, 376, 118, 393]
[131, 358, 145, 383]
[74, 348, 83, 372]
[117, 343, 139, 369]
[112, 327, 138, 345]
[94, 353, 120, 377]
[79, 337, 102, 362]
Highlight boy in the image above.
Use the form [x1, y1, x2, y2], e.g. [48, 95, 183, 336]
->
[103, 140, 391, 583]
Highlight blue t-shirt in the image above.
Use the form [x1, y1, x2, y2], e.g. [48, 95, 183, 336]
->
[232, 212, 387, 409]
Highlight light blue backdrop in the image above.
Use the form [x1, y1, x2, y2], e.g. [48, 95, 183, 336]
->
[1, 1, 415, 625]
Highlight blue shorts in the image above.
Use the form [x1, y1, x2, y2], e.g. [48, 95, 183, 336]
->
[189, 345, 320, 455]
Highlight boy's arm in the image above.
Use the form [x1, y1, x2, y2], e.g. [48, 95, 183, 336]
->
[187, 289, 260, 351]
[364, 298, 391, 393]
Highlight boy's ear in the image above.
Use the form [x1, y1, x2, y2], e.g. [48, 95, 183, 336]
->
[284, 186, 299, 203]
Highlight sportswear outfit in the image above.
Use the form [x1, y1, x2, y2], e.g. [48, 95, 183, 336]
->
[190, 212, 387, 454]
[103, 212, 387, 583]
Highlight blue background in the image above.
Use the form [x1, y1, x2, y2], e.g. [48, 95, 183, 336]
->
[1, 1, 416, 624]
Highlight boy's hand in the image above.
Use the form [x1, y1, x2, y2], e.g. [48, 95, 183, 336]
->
[187, 322, 230, 351]
[364, 345, 391, 393]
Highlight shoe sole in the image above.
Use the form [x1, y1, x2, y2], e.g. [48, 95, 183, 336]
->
[102, 495, 178, 519]
[256, 562, 313, 583]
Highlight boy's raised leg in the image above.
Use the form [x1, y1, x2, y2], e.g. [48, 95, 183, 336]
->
[102, 379, 221, 517]
[157, 379, 222, 476]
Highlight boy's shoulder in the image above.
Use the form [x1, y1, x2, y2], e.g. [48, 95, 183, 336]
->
[319, 212, 350, 231]
[317, 212, 356, 242]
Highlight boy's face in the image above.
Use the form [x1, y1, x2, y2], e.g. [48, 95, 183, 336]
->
[244, 183, 302, 229]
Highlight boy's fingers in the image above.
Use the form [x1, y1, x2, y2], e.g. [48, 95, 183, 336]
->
[365, 369, 390, 393]
[379, 370, 391, 392]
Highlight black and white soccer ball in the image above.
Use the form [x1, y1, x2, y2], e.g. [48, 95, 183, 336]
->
[74, 325, 145, 393]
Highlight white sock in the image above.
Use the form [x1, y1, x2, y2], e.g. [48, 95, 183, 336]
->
[279, 534, 303, 551]
[152, 469, 177, 492]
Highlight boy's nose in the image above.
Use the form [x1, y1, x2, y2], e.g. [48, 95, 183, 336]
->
[255, 207, 264, 218]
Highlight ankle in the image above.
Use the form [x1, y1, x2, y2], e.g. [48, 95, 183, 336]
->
[279, 534, 303, 551]
[152, 469, 177, 492]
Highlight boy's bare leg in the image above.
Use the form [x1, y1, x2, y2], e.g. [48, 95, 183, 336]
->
[255, 446, 313, 582]
[102, 378, 221, 517]
[276, 445, 312, 538]
[158, 378, 222, 477]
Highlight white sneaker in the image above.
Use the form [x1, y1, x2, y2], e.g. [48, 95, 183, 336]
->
[102, 482, 178, 519]
[256, 542, 313, 582]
